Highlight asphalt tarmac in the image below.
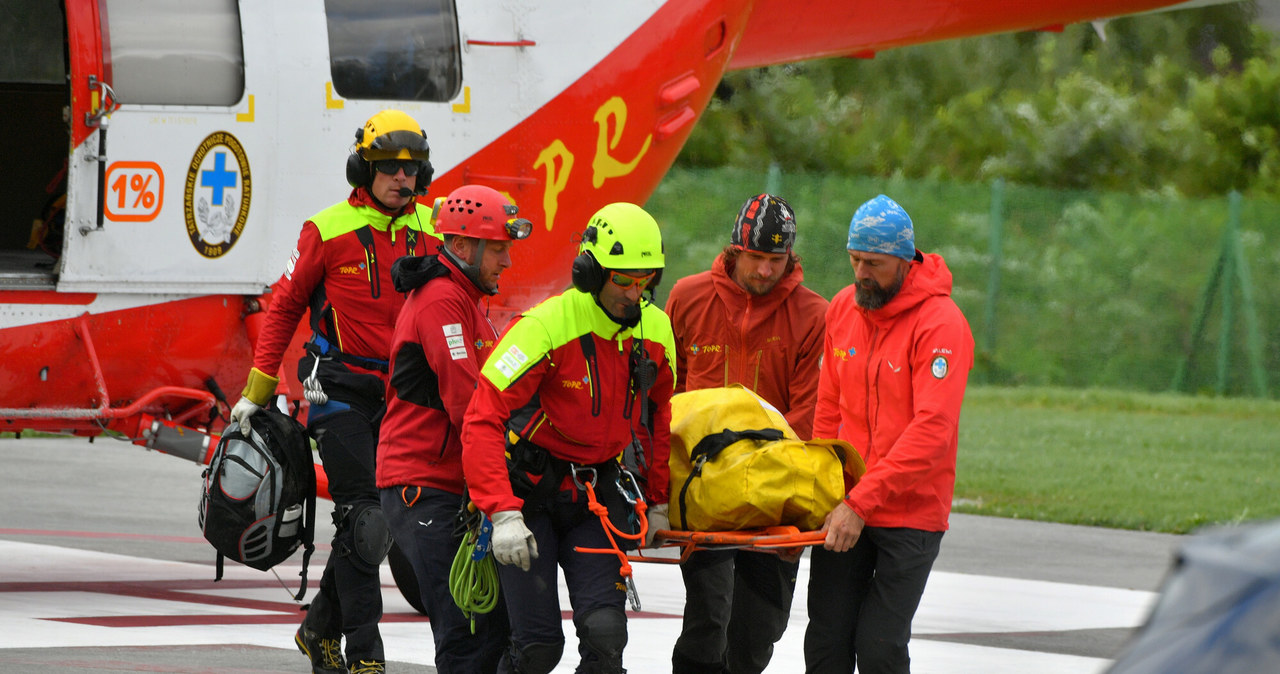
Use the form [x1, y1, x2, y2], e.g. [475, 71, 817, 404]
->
[0, 436, 1185, 673]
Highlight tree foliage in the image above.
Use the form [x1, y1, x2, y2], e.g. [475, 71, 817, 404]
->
[679, 3, 1280, 198]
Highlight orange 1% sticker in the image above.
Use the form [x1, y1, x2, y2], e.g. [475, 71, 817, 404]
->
[105, 161, 164, 222]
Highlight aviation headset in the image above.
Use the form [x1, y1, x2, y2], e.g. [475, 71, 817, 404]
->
[571, 222, 664, 295]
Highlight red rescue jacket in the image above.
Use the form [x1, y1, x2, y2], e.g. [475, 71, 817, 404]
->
[252, 188, 436, 383]
[377, 253, 499, 494]
[814, 252, 974, 532]
[461, 290, 676, 515]
[664, 253, 828, 439]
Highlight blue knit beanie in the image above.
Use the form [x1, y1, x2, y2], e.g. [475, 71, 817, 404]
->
[847, 194, 915, 260]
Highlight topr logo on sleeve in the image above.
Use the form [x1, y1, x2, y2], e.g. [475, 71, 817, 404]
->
[931, 356, 949, 379]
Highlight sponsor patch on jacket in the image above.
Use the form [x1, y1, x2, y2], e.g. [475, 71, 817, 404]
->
[285, 248, 300, 280]
[450, 347, 468, 361]
[494, 344, 529, 378]
[931, 356, 949, 379]
[442, 323, 463, 337]
[446, 335, 465, 349]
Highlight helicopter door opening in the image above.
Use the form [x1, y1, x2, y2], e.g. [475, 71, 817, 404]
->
[0, 2, 69, 290]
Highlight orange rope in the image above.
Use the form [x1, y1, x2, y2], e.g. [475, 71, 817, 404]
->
[573, 480, 650, 583]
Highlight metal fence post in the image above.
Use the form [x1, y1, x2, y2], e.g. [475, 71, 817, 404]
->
[982, 178, 1004, 384]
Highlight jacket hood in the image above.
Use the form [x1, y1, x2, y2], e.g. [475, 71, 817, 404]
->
[862, 252, 954, 322]
[391, 249, 488, 300]
[391, 253, 449, 293]
[710, 252, 805, 315]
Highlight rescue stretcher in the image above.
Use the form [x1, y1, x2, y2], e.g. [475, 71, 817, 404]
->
[637, 526, 827, 564]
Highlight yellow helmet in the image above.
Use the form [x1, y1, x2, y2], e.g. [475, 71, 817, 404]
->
[572, 202, 665, 294]
[345, 109, 434, 190]
[356, 109, 430, 161]
[579, 202, 665, 270]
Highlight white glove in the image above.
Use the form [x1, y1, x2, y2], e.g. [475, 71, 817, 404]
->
[645, 503, 670, 548]
[491, 511, 538, 571]
[229, 396, 262, 435]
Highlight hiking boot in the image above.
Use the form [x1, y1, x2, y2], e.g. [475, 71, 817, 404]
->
[349, 660, 386, 674]
[295, 623, 347, 674]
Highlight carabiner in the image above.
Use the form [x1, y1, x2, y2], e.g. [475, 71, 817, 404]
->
[570, 464, 598, 490]
[615, 467, 644, 505]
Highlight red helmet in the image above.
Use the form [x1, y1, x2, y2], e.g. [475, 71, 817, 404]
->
[432, 185, 532, 241]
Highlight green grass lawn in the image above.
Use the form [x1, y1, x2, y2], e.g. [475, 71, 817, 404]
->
[956, 385, 1280, 533]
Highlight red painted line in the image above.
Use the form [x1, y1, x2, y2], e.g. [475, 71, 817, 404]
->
[0, 290, 96, 305]
[51, 609, 679, 628]
[0, 528, 206, 543]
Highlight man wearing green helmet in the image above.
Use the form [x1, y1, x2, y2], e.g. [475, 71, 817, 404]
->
[461, 202, 676, 674]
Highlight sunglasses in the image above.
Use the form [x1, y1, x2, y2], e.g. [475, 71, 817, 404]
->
[608, 270, 655, 289]
[373, 159, 424, 176]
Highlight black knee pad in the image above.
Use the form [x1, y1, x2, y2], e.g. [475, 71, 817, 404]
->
[578, 607, 627, 673]
[510, 640, 564, 674]
[335, 503, 392, 573]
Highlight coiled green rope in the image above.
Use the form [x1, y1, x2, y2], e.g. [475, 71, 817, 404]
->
[449, 518, 500, 634]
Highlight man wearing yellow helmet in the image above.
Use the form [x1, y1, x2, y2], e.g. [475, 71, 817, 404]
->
[460, 203, 676, 674]
[228, 109, 438, 674]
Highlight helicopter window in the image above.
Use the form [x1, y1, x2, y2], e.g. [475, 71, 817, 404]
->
[0, 1, 64, 83]
[325, 0, 461, 103]
[102, 0, 245, 106]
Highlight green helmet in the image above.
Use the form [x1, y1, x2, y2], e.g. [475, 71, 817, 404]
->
[579, 202, 665, 271]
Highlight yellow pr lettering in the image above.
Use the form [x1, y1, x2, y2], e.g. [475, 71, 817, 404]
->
[533, 139, 574, 231]
[591, 97, 651, 189]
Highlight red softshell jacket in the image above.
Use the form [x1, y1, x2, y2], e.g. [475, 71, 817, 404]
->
[252, 188, 435, 381]
[377, 254, 498, 494]
[664, 253, 828, 439]
[814, 252, 974, 532]
[461, 290, 676, 516]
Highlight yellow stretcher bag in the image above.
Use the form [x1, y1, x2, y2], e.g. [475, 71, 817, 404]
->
[668, 386, 865, 532]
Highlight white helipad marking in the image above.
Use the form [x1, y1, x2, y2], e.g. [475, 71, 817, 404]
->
[0, 540, 1154, 673]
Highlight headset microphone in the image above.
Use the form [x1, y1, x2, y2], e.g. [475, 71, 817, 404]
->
[397, 187, 415, 198]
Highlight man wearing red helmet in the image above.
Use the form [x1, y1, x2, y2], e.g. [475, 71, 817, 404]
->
[228, 109, 437, 674]
[377, 184, 531, 673]
[664, 193, 828, 674]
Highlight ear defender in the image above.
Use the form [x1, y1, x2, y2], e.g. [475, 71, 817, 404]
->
[345, 127, 369, 188]
[571, 250, 605, 294]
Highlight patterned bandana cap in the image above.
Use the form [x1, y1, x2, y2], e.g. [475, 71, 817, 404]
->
[847, 194, 915, 260]
[730, 193, 796, 254]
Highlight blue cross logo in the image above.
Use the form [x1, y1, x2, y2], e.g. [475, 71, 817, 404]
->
[201, 152, 237, 206]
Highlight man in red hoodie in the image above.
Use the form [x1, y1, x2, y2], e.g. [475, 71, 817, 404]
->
[377, 184, 530, 673]
[228, 109, 438, 674]
[805, 194, 974, 674]
[664, 193, 828, 674]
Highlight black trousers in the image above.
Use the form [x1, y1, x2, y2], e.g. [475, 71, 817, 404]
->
[382, 485, 509, 673]
[672, 549, 799, 674]
[307, 409, 385, 664]
[804, 527, 943, 674]
[497, 490, 628, 673]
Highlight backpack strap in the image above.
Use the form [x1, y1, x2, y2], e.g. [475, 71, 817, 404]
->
[293, 430, 319, 601]
[678, 428, 785, 531]
[293, 483, 316, 603]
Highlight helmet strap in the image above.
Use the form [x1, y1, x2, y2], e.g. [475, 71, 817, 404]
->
[442, 238, 497, 296]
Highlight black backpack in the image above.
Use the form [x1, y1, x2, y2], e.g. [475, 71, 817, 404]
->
[199, 408, 316, 600]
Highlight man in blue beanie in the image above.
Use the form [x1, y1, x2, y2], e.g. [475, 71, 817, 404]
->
[805, 194, 974, 674]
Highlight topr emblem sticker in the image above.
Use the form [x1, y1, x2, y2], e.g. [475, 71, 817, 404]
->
[931, 356, 949, 379]
[185, 131, 251, 258]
